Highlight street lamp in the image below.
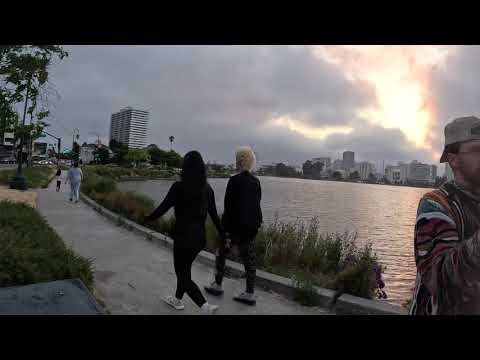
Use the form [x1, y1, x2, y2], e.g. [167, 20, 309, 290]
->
[72, 128, 80, 161]
[9, 76, 32, 190]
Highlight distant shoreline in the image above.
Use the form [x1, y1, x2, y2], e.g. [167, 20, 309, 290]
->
[255, 175, 436, 190]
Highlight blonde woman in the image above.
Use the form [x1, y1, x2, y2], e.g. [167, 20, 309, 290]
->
[205, 146, 262, 305]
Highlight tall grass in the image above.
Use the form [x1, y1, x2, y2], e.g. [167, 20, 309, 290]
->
[85, 165, 174, 180]
[0, 201, 94, 289]
[0, 166, 55, 189]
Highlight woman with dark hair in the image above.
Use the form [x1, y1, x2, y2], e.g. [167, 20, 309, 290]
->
[144, 151, 224, 314]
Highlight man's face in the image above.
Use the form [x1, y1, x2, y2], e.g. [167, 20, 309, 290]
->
[450, 140, 480, 187]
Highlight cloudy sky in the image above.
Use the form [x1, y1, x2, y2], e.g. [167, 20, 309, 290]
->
[45, 45, 480, 174]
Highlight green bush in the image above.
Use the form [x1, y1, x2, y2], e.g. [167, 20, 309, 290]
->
[0, 201, 94, 289]
[94, 191, 154, 223]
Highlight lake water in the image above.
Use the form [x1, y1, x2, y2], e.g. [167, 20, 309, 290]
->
[119, 176, 430, 306]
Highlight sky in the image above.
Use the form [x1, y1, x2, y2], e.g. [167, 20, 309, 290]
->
[43, 45, 480, 174]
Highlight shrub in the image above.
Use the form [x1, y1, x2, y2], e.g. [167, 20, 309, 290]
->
[0, 201, 94, 289]
[93, 191, 154, 223]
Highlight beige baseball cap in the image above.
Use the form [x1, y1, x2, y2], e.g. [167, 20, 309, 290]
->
[440, 116, 480, 163]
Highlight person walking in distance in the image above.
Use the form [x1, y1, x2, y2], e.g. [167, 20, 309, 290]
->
[410, 116, 480, 315]
[144, 151, 225, 315]
[55, 167, 62, 192]
[65, 161, 83, 203]
[204, 146, 262, 305]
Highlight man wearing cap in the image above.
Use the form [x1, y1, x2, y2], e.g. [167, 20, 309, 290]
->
[410, 116, 480, 315]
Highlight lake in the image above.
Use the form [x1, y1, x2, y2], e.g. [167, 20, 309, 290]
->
[119, 176, 430, 306]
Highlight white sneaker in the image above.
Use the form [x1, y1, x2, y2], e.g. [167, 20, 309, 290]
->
[233, 292, 256, 306]
[164, 295, 185, 310]
[201, 302, 219, 315]
[204, 280, 224, 296]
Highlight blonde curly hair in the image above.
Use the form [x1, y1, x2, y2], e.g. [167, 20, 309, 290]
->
[236, 146, 256, 173]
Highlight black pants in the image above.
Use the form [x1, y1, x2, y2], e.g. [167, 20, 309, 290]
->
[173, 243, 207, 308]
[215, 234, 256, 294]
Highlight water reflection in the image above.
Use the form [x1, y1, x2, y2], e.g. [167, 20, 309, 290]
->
[119, 176, 431, 305]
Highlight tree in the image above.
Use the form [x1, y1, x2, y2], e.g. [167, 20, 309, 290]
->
[125, 148, 150, 167]
[302, 160, 323, 179]
[147, 145, 183, 168]
[367, 172, 377, 183]
[349, 171, 360, 180]
[332, 171, 343, 180]
[169, 136, 175, 151]
[94, 146, 110, 165]
[275, 163, 297, 177]
[302, 160, 313, 177]
[72, 142, 80, 161]
[0, 46, 68, 138]
[109, 139, 129, 164]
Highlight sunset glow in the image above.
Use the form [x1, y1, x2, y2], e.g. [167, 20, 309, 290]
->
[270, 115, 353, 140]
[312, 45, 456, 153]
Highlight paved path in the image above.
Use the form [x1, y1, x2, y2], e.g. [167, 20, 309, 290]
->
[35, 172, 330, 315]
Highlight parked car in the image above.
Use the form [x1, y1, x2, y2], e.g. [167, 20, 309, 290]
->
[1, 157, 16, 164]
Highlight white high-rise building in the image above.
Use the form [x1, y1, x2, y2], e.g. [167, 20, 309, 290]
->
[110, 107, 149, 149]
[358, 162, 375, 180]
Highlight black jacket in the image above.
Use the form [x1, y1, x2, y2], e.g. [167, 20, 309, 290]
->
[146, 181, 224, 247]
[222, 171, 262, 238]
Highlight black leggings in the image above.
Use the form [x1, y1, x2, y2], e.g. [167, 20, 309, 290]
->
[173, 244, 207, 308]
[215, 235, 256, 294]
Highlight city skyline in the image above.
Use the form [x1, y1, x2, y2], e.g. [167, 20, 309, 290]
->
[41, 45, 480, 174]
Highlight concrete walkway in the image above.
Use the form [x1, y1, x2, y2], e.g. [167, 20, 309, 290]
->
[35, 172, 330, 315]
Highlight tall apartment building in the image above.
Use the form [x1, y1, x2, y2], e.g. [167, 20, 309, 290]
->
[343, 151, 355, 170]
[110, 107, 149, 149]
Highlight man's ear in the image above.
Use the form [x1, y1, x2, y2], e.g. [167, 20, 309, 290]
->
[447, 154, 458, 171]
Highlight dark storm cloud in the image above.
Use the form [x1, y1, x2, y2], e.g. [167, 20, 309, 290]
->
[46, 45, 444, 169]
[429, 45, 480, 154]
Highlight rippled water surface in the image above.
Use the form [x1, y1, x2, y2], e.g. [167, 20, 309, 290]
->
[120, 176, 431, 305]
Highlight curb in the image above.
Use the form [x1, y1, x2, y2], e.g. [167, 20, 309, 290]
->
[80, 192, 408, 315]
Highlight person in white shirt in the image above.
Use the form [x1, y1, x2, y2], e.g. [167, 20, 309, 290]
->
[65, 161, 83, 203]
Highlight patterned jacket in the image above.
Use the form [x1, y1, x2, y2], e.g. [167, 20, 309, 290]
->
[410, 181, 480, 315]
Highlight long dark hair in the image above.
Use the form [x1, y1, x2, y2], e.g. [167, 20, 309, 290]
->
[180, 151, 208, 211]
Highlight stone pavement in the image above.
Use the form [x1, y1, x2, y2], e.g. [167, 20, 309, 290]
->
[35, 172, 330, 315]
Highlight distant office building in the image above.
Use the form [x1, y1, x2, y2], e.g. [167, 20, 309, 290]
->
[312, 157, 331, 170]
[80, 144, 97, 164]
[110, 107, 149, 149]
[445, 163, 454, 182]
[343, 151, 355, 170]
[408, 160, 436, 186]
[385, 162, 409, 184]
[358, 162, 375, 180]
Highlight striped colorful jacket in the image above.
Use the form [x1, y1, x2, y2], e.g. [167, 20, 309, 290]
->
[410, 181, 480, 315]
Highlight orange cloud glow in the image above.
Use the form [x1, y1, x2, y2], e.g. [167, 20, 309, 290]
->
[313, 45, 457, 153]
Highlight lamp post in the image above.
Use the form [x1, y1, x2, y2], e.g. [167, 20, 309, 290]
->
[9, 76, 31, 190]
[72, 128, 79, 161]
